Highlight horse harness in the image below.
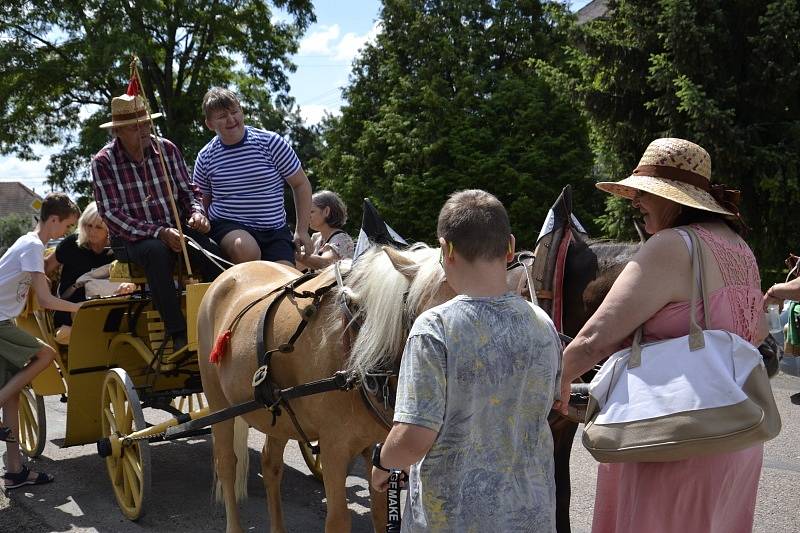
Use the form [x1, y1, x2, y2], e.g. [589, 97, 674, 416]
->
[245, 271, 361, 453]
[338, 287, 411, 430]
[165, 248, 571, 443]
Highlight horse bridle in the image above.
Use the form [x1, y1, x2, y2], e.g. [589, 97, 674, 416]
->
[338, 285, 415, 428]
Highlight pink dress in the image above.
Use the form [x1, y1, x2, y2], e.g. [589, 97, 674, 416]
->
[591, 225, 765, 533]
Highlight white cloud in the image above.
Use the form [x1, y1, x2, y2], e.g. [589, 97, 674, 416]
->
[333, 22, 381, 62]
[0, 145, 67, 194]
[298, 22, 381, 63]
[298, 24, 342, 56]
[2, 158, 47, 180]
[299, 104, 339, 126]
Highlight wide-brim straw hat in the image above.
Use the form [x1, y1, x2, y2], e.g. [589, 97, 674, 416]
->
[99, 94, 162, 129]
[596, 138, 734, 216]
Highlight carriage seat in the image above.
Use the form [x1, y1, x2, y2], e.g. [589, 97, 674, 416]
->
[108, 260, 150, 284]
[109, 238, 189, 284]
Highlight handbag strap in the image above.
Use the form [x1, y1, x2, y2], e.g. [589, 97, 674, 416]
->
[628, 226, 708, 368]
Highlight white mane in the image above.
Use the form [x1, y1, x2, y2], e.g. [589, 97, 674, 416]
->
[331, 243, 445, 379]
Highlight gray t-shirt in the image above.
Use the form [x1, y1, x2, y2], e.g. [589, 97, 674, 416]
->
[395, 293, 560, 533]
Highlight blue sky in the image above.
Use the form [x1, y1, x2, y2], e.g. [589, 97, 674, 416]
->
[1, 0, 592, 195]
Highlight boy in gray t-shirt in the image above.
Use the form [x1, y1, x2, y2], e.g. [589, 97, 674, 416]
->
[371, 190, 561, 532]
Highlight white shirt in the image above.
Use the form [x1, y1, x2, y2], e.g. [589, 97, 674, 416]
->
[0, 232, 45, 321]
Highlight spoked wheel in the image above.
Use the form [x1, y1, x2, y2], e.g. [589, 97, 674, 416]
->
[299, 440, 323, 481]
[18, 386, 46, 458]
[100, 368, 151, 520]
[172, 392, 206, 412]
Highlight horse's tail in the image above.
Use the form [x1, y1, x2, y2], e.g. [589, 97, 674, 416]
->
[213, 416, 250, 503]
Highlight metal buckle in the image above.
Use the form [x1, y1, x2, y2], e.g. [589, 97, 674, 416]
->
[278, 343, 294, 353]
[333, 370, 354, 391]
[382, 379, 390, 410]
[252, 364, 269, 387]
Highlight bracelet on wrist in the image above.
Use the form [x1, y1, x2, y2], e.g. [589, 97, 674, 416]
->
[371, 442, 391, 473]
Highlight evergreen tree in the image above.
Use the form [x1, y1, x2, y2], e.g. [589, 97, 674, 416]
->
[316, 0, 599, 247]
[547, 0, 800, 264]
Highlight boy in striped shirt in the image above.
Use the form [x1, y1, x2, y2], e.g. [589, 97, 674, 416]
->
[194, 88, 313, 265]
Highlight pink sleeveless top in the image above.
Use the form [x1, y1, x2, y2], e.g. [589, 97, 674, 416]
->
[592, 223, 765, 533]
[642, 224, 763, 344]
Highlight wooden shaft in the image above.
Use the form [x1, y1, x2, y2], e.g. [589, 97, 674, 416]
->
[153, 137, 194, 276]
[121, 407, 211, 443]
[130, 56, 193, 276]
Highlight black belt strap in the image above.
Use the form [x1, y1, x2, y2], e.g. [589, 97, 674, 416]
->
[279, 370, 357, 400]
[164, 371, 358, 441]
[250, 271, 346, 453]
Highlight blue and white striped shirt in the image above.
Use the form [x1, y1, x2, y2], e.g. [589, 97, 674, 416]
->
[193, 126, 302, 230]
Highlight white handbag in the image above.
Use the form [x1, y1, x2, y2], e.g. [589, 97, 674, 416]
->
[582, 227, 781, 463]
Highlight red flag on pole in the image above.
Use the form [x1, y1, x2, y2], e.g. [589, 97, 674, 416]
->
[126, 69, 140, 96]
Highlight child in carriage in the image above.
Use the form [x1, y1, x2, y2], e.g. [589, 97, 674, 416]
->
[370, 189, 561, 532]
[0, 193, 82, 490]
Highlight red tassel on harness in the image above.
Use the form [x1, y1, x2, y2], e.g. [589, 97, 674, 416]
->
[209, 330, 232, 364]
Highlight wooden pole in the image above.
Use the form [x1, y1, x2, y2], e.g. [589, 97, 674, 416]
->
[129, 56, 193, 277]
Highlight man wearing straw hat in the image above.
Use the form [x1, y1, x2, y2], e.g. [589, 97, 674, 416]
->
[92, 93, 221, 352]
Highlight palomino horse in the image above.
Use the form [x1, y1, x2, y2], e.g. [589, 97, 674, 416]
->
[197, 244, 454, 532]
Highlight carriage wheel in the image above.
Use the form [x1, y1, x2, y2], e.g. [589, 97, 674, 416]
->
[18, 386, 46, 458]
[100, 368, 151, 521]
[298, 440, 323, 481]
[172, 392, 206, 413]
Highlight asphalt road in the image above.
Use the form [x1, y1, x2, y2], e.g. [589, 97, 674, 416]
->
[2, 373, 799, 532]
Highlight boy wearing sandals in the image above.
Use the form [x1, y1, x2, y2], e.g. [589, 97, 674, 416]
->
[0, 193, 81, 490]
[370, 190, 562, 532]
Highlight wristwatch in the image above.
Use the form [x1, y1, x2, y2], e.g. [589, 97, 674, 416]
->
[371, 442, 391, 472]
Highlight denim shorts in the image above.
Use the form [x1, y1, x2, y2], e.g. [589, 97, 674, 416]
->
[209, 219, 295, 264]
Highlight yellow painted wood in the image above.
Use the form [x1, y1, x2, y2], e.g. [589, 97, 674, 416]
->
[14, 314, 66, 395]
[30, 362, 65, 395]
[186, 283, 211, 350]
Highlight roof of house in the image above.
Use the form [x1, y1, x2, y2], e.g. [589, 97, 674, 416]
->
[0, 182, 44, 218]
[576, 0, 609, 24]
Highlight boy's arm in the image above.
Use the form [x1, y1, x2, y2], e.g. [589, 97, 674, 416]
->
[371, 422, 438, 492]
[371, 327, 446, 491]
[31, 272, 81, 313]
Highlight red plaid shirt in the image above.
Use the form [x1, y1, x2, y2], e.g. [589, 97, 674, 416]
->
[92, 136, 205, 242]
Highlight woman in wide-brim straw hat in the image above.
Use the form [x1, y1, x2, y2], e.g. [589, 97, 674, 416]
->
[557, 138, 768, 533]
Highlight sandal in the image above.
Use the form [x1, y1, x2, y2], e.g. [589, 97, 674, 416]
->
[2, 465, 54, 490]
[0, 426, 16, 443]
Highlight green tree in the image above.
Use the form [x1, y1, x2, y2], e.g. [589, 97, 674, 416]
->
[0, 0, 318, 200]
[0, 213, 34, 251]
[316, 0, 600, 247]
[545, 0, 800, 263]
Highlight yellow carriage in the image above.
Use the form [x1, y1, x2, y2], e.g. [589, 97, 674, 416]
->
[15, 259, 211, 520]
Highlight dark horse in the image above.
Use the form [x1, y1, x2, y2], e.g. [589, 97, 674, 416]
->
[508, 235, 638, 532]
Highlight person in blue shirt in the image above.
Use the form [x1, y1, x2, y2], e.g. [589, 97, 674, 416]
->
[194, 87, 313, 266]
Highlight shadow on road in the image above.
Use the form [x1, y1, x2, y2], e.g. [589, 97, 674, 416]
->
[6, 434, 377, 532]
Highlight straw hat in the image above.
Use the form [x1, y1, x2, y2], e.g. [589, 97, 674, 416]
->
[596, 138, 735, 216]
[99, 94, 162, 129]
